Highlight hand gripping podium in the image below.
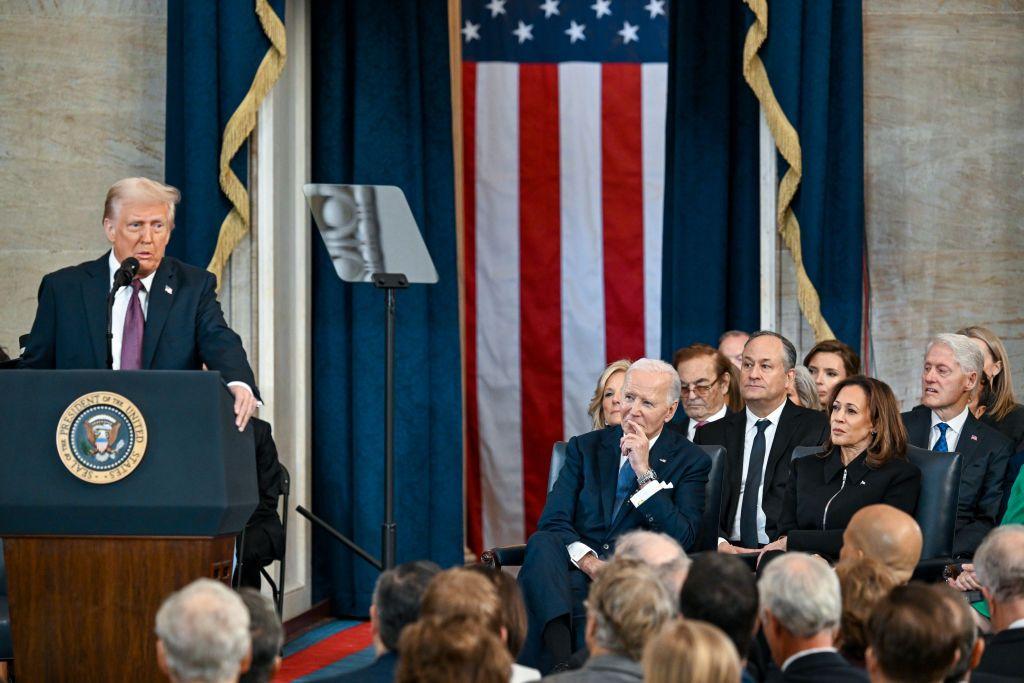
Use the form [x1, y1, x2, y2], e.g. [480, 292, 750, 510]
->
[0, 370, 257, 683]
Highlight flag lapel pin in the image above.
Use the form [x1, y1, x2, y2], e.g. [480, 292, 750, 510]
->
[971, 434, 978, 441]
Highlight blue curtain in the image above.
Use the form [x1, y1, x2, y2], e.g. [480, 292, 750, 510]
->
[310, 0, 463, 615]
[660, 0, 760, 358]
[165, 0, 285, 267]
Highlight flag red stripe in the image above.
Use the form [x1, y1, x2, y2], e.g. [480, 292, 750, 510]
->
[462, 62, 483, 555]
[518, 64, 563, 536]
[601, 64, 645, 363]
[272, 623, 374, 682]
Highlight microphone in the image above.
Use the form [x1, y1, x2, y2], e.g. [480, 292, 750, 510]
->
[112, 257, 140, 291]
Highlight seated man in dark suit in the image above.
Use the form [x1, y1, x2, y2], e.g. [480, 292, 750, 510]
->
[973, 525, 1024, 679]
[902, 333, 1012, 558]
[669, 343, 738, 442]
[760, 553, 867, 682]
[21, 177, 259, 430]
[238, 417, 286, 589]
[695, 331, 828, 553]
[865, 584, 961, 683]
[518, 358, 710, 673]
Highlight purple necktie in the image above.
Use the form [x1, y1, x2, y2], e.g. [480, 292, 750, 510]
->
[120, 278, 145, 370]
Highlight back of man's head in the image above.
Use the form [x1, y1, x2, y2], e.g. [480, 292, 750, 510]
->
[419, 567, 502, 636]
[237, 589, 283, 683]
[373, 560, 441, 653]
[867, 583, 961, 683]
[679, 553, 758, 662]
[758, 553, 840, 639]
[614, 530, 691, 596]
[934, 585, 983, 683]
[974, 525, 1024, 613]
[587, 558, 677, 661]
[841, 504, 922, 583]
[155, 579, 251, 683]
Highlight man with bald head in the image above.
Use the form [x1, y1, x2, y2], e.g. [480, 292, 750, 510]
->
[839, 504, 923, 584]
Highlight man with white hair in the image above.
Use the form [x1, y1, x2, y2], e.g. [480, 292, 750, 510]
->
[22, 177, 260, 430]
[155, 579, 252, 683]
[972, 525, 1024, 678]
[613, 529, 691, 596]
[517, 358, 710, 673]
[903, 333, 1012, 558]
[759, 553, 867, 682]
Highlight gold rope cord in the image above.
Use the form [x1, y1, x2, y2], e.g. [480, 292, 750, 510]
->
[742, 0, 835, 342]
[207, 0, 288, 286]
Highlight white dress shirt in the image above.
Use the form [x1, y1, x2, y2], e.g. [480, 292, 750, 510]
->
[687, 404, 728, 442]
[722, 399, 788, 546]
[567, 431, 662, 567]
[929, 406, 970, 451]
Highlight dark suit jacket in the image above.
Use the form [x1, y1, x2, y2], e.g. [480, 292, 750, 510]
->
[695, 400, 828, 541]
[539, 425, 711, 553]
[241, 418, 285, 567]
[21, 252, 259, 397]
[776, 651, 868, 682]
[667, 408, 735, 441]
[778, 449, 921, 560]
[902, 405, 1012, 557]
[982, 404, 1024, 453]
[975, 627, 1024, 679]
[320, 651, 397, 682]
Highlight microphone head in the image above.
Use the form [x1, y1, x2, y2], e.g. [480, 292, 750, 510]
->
[122, 257, 140, 276]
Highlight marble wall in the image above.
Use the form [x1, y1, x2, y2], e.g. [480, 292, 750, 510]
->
[0, 1, 167, 354]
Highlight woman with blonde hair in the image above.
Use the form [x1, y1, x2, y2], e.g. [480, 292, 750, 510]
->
[643, 618, 741, 683]
[957, 325, 1024, 452]
[587, 359, 631, 430]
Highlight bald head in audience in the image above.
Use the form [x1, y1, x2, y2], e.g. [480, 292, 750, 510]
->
[839, 504, 922, 584]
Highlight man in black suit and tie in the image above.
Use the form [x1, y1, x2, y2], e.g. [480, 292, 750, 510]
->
[696, 331, 828, 553]
[517, 358, 711, 673]
[902, 333, 1012, 558]
[760, 553, 867, 682]
[21, 177, 259, 430]
[669, 343, 736, 442]
[972, 525, 1024, 679]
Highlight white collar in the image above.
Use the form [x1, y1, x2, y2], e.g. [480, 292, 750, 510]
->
[781, 647, 838, 672]
[746, 399, 787, 430]
[699, 404, 728, 425]
[108, 251, 158, 292]
[1007, 617, 1024, 630]
[930, 405, 970, 434]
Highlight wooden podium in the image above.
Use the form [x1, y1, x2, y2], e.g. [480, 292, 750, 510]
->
[0, 371, 256, 683]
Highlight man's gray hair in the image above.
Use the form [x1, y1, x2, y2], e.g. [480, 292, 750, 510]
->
[974, 525, 1024, 603]
[614, 530, 691, 594]
[625, 358, 681, 404]
[758, 553, 841, 637]
[927, 333, 984, 377]
[155, 579, 251, 683]
[746, 330, 798, 371]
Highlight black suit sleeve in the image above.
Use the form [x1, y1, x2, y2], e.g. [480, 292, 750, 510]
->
[635, 447, 710, 551]
[194, 272, 259, 397]
[957, 439, 1012, 556]
[20, 275, 57, 369]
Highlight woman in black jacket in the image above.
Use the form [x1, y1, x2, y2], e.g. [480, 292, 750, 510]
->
[762, 376, 921, 561]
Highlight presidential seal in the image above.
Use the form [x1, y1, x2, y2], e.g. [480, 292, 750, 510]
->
[56, 392, 147, 484]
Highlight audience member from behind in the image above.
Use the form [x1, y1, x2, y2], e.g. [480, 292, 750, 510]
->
[613, 529, 691, 596]
[643, 619, 741, 683]
[719, 330, 750, 370]
[546, 559, 676, 682]
[237, 589, 283, 683]
[902, 333, 1012, 558]
[866, 584, 961, 683]
[397, 614, 511, 683]
[839, 504, 923, 584]
[679, 553, 760, 683]
[155, 579, 252, 683]
[766, 376, 921, 561]
[972, 525, 1024, 679]
[804, 339, 861, 409]
[933, 585, 988, 683]
[834, 557, 900, 668]
[587, 359, 631, 430]
[464, 565, 541, 682]
[670, 343, 740, 441]
[788, 365, 822, 411]
[326, 560, 440, 682]
[958, 326, 1024, 452]
[759, 553, 866, 682]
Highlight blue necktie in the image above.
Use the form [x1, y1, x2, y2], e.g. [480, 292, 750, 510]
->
[612, 459, 635, 520]
[739, 419, 771, 548]
[934, 423, 950, 452]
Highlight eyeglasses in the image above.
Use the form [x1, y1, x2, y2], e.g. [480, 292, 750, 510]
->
[680, 377, 721, 398]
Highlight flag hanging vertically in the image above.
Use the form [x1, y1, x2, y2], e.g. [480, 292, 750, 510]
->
[461, 0, 670, 553]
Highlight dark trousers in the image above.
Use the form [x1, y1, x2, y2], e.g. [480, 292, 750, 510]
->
[517, 531, 592, 671]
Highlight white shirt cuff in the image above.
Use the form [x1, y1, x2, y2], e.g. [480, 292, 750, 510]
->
[629, 480, 661, 508]
[226, 381, 263, 407]
[567, 541, 597, 568]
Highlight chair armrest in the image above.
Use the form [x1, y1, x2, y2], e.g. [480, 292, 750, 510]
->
[480, 545, 527, 570]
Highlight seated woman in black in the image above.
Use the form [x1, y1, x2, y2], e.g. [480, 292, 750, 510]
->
[762, 376, 921, 562]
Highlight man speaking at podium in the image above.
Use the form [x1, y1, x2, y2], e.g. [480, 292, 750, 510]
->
[21, 177, 259, 430]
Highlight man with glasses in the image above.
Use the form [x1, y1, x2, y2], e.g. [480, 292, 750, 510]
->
[670, 343, 737, 442]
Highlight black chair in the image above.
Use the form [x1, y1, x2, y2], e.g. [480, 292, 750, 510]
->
[259, 464, 290, 619]
[0, 539, 11, 663]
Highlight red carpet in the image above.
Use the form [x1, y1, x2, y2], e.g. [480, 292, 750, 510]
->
[273, 621, 375, 682]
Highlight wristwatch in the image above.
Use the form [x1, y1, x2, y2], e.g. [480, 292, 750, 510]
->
[636, 468, 658, 488]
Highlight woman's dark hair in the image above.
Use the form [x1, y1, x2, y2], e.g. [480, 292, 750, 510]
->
[823, 376, 907, 469]
[803, 339, 861, 378]
[466, 564, 528, 657]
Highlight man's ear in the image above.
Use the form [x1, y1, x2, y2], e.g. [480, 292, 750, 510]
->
[156, 640, 170, 676]
[272, 655, 282, 675]
[664, 399, 678, 423]
[970, 637, 986, 670]
[103, 217, 116, 243]
[370, 604, 380, 636]
[865, 646, 880, 679]
[239, 646, 252, 674]
[965, 371, 979, 393]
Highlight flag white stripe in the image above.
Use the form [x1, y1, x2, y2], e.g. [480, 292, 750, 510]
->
[641, 63, 667, 361]
[474, 63, 525, 549]
[558, 62, 606, 441]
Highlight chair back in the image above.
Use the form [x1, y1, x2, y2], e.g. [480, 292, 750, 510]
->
[906, 445, 961, 560]
[548, 441, 568, 491]
[0, 539, 5, 596]
[695, 445, 727, 552]
[792, 445, 826, 462]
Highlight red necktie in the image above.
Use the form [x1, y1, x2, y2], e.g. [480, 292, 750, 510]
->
[120, 279, 145, 370]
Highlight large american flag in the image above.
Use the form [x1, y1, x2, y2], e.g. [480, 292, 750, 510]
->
[462, 0, 670, 553]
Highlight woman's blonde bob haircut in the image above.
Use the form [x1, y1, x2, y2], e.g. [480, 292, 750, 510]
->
[587, 359, 632, 430]
[103, 177, 181, 224]
[643, 618, 742, 683]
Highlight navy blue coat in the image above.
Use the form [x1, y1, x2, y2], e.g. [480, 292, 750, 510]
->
[538, 424, 711, 553]
[21, 252, 258, 397]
